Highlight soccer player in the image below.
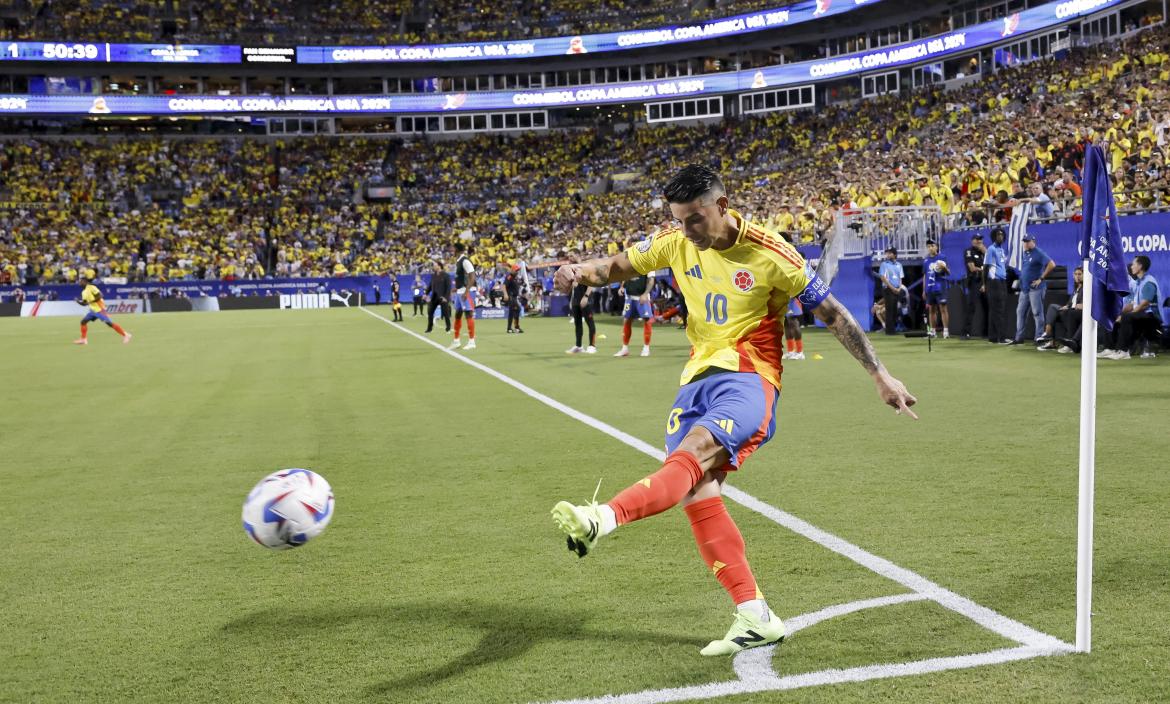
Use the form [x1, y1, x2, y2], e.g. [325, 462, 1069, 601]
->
[450, 242, 477, 350]
[550, 165, 916, 656]
[73, 275, 131, 345]
[614, 270, 654, 357]
[783, 298, 804, 360]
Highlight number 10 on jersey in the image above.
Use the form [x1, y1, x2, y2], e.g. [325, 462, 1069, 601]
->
[704, 293, 728, 324]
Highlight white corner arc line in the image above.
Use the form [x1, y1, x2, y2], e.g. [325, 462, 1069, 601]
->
[361, 309, 1074, 665]
[732, 593, 929, 683]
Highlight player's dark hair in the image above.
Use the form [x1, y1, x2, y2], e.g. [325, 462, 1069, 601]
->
[664, 164, 725, 204]
[1134, 255, 1151, 272]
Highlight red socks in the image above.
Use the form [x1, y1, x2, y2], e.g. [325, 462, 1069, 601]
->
[685, 496, 760, 604]
[454, 317, 462, 338]
[608, 450, 703, 525]
[786, 338, 794, 353]
[467, 317, 475, 339]
[795, 338, 803, 353]
[111, 323, 127, 337]
[79, 323, 88, 340]
[620, 320, 653, 346]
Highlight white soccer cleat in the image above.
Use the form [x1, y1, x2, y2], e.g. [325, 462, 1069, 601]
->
[614, 345, 630, 357]
[1096, 349, 1115, 359]
[1107, 350, 1131, 360]
[640, 345, 651, 357]
[122, 333, 132, 345]
[464, 340, 476, 350]
[566, 346, 583, 354]
[585, 346, 597, 354]
[72, 338, 88, 345]
[790, 352, 805, 360]
[782, 351, 793, 359]
[1141, 351, 1157, 359]
[700, 608, 786, 657]
[449, 340, 463, 350]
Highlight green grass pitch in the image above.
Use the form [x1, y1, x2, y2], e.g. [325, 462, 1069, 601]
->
[1, 308, 1167, 703]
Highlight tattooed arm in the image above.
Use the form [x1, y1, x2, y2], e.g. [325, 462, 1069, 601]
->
[553, 252, 638, 293]
[812, 294, 919, 419]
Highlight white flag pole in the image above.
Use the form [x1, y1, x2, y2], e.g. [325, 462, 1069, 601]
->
[1075, 257, 1097, 653]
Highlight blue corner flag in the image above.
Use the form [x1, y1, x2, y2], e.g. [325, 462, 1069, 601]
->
[1079, 144, 1130, 332]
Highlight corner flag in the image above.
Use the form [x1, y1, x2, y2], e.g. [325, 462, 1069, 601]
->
[1074, 142, 1129, 654]
[1079, 144, 1130, 330]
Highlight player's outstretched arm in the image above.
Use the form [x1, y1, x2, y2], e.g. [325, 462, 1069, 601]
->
[554, 252, 638, 293]
[812, 294, 918, 419]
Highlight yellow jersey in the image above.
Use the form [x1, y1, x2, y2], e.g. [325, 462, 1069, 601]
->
[626, 210, 821, 391]
[80, 284, 105, 312]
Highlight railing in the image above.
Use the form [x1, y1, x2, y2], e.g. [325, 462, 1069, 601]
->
[831, 206, 945, 261]
[947, 188, 1170, 230]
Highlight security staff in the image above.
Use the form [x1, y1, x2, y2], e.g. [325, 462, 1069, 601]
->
[962, 232, 986, 339]
[983, 227, 1010, 343]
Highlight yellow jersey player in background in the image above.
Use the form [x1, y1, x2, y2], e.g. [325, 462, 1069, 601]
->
[550, 164, 916, 656]
[73, 274, 131, 345]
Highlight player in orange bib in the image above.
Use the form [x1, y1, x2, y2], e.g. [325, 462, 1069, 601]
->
[550, 165, 916, 656]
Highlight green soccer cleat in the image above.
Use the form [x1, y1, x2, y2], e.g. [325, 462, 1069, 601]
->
[551, 500, 604, 558]
[699, 608, 786, 656]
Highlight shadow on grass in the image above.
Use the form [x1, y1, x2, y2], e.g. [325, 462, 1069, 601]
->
[220, 599, 697, 698]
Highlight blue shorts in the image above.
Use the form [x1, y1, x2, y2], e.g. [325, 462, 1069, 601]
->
[454, 290, 477, 313]
[664, 371, 779, 471]
[786, 298, 803, 318]
[623, 300, 653, 320]
[925, 290, 947, 305]
[81, 310, 112, 324]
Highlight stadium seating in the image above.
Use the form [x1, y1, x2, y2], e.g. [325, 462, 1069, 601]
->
[3, 0, 814, 44]
[1, 26, 1168, 285]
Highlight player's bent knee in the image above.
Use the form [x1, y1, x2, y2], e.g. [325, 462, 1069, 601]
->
[677, 426, 730, 470]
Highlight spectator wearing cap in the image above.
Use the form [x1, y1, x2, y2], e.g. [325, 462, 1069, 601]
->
[983, 227, 1011, 343]
[1098, 255, 1163, 360]
[1010, 232, 1055, 345]
[961, 232, 987, 339]
[879, 247, 906, 335]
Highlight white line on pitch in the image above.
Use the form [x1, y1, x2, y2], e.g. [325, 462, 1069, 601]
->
[360, 308, 1074, 653]
[537, 646, 1064, 704]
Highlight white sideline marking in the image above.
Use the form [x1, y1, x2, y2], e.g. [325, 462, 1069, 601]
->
[359, 308, 1075, 699]
[538, 646, 1061, 704]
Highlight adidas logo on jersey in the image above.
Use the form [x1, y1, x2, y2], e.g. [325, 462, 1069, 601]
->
[684, 264, 703, 279]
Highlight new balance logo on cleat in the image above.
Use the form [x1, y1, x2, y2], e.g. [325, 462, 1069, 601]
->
[684, 264, 703, 279]
[730, 630, 767, 648]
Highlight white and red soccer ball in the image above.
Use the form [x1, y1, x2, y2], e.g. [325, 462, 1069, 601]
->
[242, 469, 334, 550]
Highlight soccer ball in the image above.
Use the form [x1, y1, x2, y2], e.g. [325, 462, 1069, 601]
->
[242, 469, 334, 549]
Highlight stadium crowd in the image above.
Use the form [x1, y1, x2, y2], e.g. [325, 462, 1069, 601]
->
[5, 0, 816, 44]
[2, 25, 1170, 290]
